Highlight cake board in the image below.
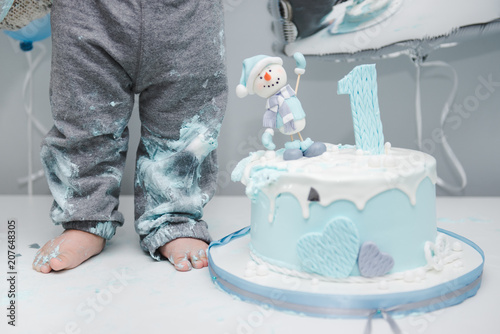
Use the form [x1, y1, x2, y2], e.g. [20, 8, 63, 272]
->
[208, 226, 484, 327]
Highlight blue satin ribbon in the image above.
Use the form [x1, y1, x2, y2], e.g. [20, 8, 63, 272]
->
[208, 227, 484, 333]
[365, 309, 401, 334]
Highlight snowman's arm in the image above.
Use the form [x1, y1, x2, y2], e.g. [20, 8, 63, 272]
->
[261, 128, 276, 151]
[294, 52, 306, 76]
[293, 52, 306, 94]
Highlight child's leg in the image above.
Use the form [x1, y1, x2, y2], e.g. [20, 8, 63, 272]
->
[34, 0, 141, 272]
[133, 0, 227, 270]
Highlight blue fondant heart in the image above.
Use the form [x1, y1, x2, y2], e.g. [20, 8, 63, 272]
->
[296, 217, 360, 278]
[358, 242, 394, 278]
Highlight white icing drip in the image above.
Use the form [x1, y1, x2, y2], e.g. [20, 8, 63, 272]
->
[239, 144, 437, 222]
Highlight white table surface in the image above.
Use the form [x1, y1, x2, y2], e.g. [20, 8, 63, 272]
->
[0, 195, 498, 334]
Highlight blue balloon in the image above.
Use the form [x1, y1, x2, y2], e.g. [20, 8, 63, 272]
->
[4, 13, 51, 51]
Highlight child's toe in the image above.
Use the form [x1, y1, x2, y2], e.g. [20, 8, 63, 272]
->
[40, 263, 52, 274]
[187, 248, 208, 269]
[49, 254, 69, 271]
[175, 260, 193, 271]
[169, 254, 193, 272]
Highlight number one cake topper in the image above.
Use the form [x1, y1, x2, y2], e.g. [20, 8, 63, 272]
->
[338, 64, 385, 155]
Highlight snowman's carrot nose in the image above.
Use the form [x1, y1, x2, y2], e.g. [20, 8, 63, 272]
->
[264, 72, 272, 81]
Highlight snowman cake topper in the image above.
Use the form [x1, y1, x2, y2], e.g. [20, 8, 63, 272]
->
[236, 52, 326, 160]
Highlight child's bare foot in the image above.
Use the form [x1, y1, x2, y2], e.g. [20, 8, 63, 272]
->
[33, 229, 105, 274]
[159, 238, 209, 271]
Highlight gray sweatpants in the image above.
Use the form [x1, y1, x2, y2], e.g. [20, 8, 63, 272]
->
[41, 0, 227, 260]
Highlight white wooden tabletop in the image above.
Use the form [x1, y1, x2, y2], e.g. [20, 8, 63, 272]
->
[0, 195, 498, 334]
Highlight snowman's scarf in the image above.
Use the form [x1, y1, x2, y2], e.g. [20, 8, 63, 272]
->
[263, 85, 296, 133]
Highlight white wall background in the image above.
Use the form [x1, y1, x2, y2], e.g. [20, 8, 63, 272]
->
[1, 0, 499, 198]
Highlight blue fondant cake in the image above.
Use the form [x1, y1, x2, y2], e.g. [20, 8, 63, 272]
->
[236, 145, 437, 279]
[232, 63, 439, 280]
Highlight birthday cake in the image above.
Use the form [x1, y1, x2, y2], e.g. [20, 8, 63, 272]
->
[232, 143, 439, 280]
[232, 60, 444, 280]
[208, 56, 483, 322]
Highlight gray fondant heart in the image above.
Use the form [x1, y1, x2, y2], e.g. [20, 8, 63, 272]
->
[358, 241, 394, 278]
[296, 217, 360, 278]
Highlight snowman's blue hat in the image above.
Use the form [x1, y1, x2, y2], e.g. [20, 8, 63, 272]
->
[236, 55, 283, 98]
